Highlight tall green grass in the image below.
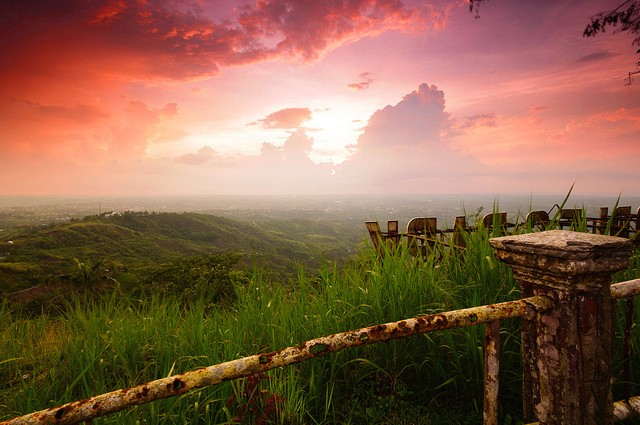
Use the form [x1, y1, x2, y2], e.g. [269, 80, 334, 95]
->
[1, 224, 638, 424]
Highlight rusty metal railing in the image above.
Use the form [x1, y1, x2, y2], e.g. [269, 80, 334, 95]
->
[614, 395, 640, 421]
[526, 394, 640, 425]
[4, 279, 640, 425]
[1, 296, 554, 425]
[611, 278, 640, 299]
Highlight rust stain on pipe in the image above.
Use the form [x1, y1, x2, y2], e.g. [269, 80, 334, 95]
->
[2, 296, 552, 425]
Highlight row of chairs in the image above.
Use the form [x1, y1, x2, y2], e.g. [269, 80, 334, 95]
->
[531, 206, 640, 236]
[366, 206, 640, 258]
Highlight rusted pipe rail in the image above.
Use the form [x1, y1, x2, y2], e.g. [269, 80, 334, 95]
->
[1, 296, 553, 425]
[611, 278, 640, 299]
[613, 395, 640, 421]
[526, 395, 640, 424]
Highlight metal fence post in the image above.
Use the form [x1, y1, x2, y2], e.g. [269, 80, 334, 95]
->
[489, 230, 632, 425]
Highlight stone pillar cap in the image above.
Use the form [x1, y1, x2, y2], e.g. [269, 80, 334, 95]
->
[490, 230, 631, 276]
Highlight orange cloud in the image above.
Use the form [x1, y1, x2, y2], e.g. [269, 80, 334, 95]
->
[108, 101, 179, 159]
[236, 0, 422, 61]
[1, 0, 425, 86]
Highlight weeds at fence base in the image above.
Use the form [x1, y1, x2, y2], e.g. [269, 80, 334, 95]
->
[226, 372, 289, 424]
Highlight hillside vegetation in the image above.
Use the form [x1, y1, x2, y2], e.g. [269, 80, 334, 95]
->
[0, 211, 361, 296]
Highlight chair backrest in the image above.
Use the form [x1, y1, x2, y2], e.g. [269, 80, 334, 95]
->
[614, 206, 632, 237]
[560, 208, 583, 220]
[615, 206, 632, 217]
[365, 221, 383, 254]
[407, 217, 437, 236]
[387, 220, 399, 234]
[526, 210, 550, 228]
[452, 216, 467, 248]
[557, 208, 584, 230]
[482, 212, 507, 228]
[386, 220, 400, 244]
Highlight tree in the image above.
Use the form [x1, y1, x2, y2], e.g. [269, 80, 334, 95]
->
[72, 258, 117, 287]
[469, 0, 640, 84]
[142, 253, 248, 305]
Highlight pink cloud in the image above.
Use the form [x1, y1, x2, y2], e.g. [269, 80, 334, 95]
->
[354, 83, 452, 151]
[556, 107, 640, 157]
[176, 146, 220, 165]
[221, 130, 337, 194]
[258, 107, 312, 129]
[529, 106, 548, 114]
[337, 83, 485, 191]
[575, 51, 617, 64]
[449, 105, 640, 191]
[347, 72, 374, 90]
[459, 113, 497, 129]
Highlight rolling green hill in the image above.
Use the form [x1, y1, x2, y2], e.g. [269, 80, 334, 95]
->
[0, 211, 361, 295]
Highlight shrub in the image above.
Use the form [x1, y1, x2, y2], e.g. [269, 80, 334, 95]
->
[141, 252, 248, 305]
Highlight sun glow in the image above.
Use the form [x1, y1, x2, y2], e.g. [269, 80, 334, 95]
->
[305, 107, 366, 165]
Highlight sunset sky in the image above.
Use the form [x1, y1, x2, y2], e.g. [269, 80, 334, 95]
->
[1, 0, 639, 197]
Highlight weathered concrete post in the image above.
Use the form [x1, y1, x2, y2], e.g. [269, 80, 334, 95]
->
[489, 230, 632, 425]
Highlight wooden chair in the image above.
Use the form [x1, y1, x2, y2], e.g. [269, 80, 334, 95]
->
[613, 206, 632, 238]
[366, 220, 400, 256]
[558, 208, 583, 230]
[452, 215, 467, 249]
[481, 212, 508, 235]
[406, 217, 438, 258]
[525, 210, 550, 232]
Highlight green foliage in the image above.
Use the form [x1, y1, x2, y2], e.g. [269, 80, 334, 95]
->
[0, 262, 37, 273]
[140, 253, 248, 305]
[70, 258, 118, 288]
[225, 372, 289, 424]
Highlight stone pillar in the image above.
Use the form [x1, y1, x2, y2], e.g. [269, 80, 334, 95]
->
[489, 230, 632, 425]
